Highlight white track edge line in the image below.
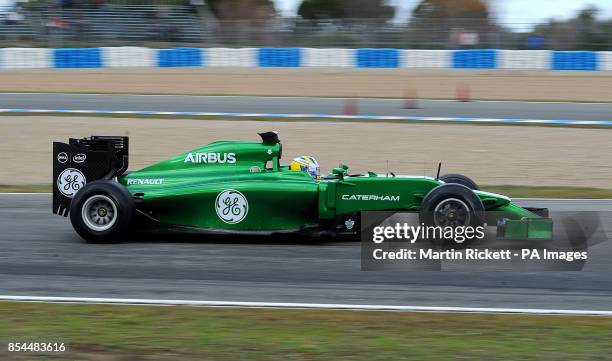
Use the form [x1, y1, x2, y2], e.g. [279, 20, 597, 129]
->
[1, 109, 610, 125]
[1, 295, 611, 315]
[0, 92, 610, 105]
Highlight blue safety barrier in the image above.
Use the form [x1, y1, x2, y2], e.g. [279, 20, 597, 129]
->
[552, 51, 598, 71]
[53, 48, 102, 68]
[157, 48, 203, 67]
[258, 48, 301, 67]
[356, 48, 399, 68]
[2, 47, 609, 71]
[452, 49, 497, 69]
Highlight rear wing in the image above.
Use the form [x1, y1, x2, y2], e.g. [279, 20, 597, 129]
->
[53, 136, 129, 216]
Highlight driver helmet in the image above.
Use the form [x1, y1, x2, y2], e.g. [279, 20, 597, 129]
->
[290, 156, 321, 180]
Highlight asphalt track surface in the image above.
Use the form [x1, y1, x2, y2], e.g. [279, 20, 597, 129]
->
[1, 194, 611, 310]
[1, 93, 612, 121]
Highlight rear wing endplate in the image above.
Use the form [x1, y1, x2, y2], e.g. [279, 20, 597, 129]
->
[53, 136, 129, 216]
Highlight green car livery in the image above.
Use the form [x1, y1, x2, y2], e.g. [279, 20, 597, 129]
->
[52, 131, 552, 243]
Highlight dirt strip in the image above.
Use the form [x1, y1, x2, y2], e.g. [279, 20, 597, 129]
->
[1, 68, 612, 101]
[1, 116, 610, 187]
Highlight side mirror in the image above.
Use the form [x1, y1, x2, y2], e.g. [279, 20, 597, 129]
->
[332, 167, 347, 176]
[327, 166, 349, 180]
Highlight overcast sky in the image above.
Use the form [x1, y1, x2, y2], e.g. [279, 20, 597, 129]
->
[275, 0, 612, 28]
[2, 0, 612, 29]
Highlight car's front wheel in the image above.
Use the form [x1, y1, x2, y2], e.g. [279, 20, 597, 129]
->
[420, 184, 484, 245]
[70, 181, 134, 243]
[439, 173, 479, 190]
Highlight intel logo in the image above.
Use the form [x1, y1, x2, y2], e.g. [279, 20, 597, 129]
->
[73, 153, 87, 163]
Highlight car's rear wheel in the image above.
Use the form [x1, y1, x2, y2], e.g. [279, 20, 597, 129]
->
[420, 184, 484, 245]
[439, 173, 479, 190]
[70, 181, 134, 243]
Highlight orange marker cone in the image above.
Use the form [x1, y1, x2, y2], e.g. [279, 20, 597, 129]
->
[402, 88, 418, 109]
[344, 96, 358, 115]
[456, 83, 471, 102]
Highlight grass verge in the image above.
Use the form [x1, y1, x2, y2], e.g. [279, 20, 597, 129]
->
[0, 111, 610, 129]
[1, 302, 611, 361]
[0, 184, 51, 193]
[2, 184, 612, 199]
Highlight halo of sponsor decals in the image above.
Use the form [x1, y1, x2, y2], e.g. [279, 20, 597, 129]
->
[215, 189, 248, 224]
[57, 168, 86, 198]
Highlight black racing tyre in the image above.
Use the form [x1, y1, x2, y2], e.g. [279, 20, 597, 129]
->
[420, 184, 485, 245]
[439, 173, 479, 190]
[70, 180, 134, 243]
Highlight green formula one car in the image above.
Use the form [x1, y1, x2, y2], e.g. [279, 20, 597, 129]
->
[52, 132, 552, 243]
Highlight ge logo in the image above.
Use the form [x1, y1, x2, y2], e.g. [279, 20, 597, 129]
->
[57, 168, 86, 198]
[215, 189, 248, 224]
